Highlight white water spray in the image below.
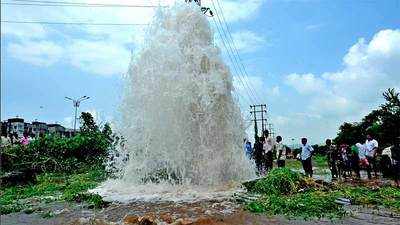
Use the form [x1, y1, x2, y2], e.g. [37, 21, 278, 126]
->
[94, 3, 255, 202]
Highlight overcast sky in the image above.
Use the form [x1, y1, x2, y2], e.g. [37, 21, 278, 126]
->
[1, 0, 400, 144]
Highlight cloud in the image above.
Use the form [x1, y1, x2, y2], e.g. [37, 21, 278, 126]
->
[1, 0, 266, 76]
[67, 39, 131, 76]
[305, 23, 324, 31]
[285, 73, 326, 94]
[230, 30, 266, 53]
[280, 29, 400, 142]
[207, 0, 266, 23]
[7, 40, 64, 66]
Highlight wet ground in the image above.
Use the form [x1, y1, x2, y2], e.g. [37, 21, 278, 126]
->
[1, 198, 400, 225]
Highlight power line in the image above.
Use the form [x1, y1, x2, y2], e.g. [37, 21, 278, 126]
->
[1, 20, 149, 26]
[210, 0, 262, 104]
[4, 0, 166, 8]
[211, 16, 255, 105]
[213, 0, 263, 104]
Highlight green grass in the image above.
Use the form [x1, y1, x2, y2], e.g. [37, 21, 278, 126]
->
[245, 168, 400, 219]
[0, 167, 107, 215]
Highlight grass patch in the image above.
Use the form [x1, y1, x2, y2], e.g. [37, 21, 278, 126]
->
[0, 167, 107, 215]
[245, 168, 400, 219]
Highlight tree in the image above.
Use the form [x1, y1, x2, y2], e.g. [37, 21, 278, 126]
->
[80, 112, 98, 133]
[335, 88, 400, 148]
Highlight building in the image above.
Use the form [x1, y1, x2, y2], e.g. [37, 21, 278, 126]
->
[1, 117, 78, 138]
[47, 124, 66, 136]
[1, 121, 7, 136]
[31, 121, 48, 137]
[6, 118, 25, 137]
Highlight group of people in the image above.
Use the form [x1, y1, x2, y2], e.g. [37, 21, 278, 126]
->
[325, 134, 400, 186]
[244, 130, 288, 176]
[244, 131, 400, 186]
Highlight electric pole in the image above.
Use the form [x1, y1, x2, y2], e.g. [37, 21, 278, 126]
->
[65, 96, 90, 132]
[250, 104, 267, 138]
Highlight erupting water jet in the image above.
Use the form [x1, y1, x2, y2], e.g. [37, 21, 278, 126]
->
[94, 2, 255, 202]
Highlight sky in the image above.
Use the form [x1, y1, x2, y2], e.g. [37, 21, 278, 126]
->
[1, 0, 400, 144]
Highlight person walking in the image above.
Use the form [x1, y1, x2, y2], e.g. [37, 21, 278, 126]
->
[300, 138, 314, 177]
[275, 136, 286, 167]
[365, 134, 379, 179]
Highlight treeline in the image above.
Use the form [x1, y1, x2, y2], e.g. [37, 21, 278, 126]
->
[334, 88, 400, 148]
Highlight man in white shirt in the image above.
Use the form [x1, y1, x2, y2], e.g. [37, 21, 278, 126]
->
[365, 134, 379, 179]
[301, 138, 314, 177]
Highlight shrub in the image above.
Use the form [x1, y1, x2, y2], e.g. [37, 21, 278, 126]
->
[250, 168, 301, 195]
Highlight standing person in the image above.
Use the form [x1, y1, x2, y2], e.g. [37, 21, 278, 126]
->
[275, 136, 286, 167]
[300, 138, 314, 177]
[253, 136, 264, 175]
[350, 144, 361, 179]
[20, 132, 30, 146]
[326, 139, 339, 180]
[391, 137, 400, 187]
[245, 140, 253, 160]
[365, 134, 379, 179]
[263, 130, 274, 173]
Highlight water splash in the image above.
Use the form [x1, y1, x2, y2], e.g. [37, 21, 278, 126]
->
[94, 2, 255, 202]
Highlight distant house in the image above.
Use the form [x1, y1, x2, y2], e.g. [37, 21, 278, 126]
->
[1, 121, 8, 137]
[47, 124, 66, 136]
[31, 121, 48, 137]
[7, 118, 25, 137]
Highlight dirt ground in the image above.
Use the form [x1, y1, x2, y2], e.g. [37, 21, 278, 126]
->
[1, 199, 399, 225]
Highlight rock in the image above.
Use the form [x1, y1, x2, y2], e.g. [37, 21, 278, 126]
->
[139, 215, 157, 225]
[171, 218, 193, 225]
[123, 215, 139, 224]
[70, 218, 116, 225]
[192, 217, 214, 225]
[159, 213, 174, 224]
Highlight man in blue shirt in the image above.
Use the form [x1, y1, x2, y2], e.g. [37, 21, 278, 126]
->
[301, 138, 314, 177]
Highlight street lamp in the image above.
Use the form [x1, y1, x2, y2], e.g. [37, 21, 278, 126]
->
[65, 96, 90, 132]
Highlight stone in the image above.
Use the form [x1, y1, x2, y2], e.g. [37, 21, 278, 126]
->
[192, 217, 214, 225]
[159, 213, 174, 224]
[176, 218, 193, 225]
[123, 215, 139, 224]
[139, 215, 157, 225]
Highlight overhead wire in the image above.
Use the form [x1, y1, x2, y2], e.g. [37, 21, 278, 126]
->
[210, 0, 262, 105]
[1, 20, 149, 26]
[213, 0, 263, 104]
[3, 0, 166, 8]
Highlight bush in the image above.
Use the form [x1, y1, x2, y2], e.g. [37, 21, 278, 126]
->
[250, 168, 301, 195]
[1, 132, 110, 177]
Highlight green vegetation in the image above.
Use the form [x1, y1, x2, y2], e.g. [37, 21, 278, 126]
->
[0, 167, 107, 214]
[1, 112, 114, 177]
[335, 88, 400, 147]
[0, 112, 115, 215]
[245, 168, 400, 219]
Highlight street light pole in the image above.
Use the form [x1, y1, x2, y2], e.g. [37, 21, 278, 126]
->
[65, 96, 90, 132]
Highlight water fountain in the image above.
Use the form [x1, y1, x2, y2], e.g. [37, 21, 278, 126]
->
[93, 2, 255, 202]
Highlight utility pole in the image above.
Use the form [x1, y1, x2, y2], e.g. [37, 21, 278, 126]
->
[250, 104, 267, 138]
[65, 96, 90, 132]
[268, 123, 275, 138]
